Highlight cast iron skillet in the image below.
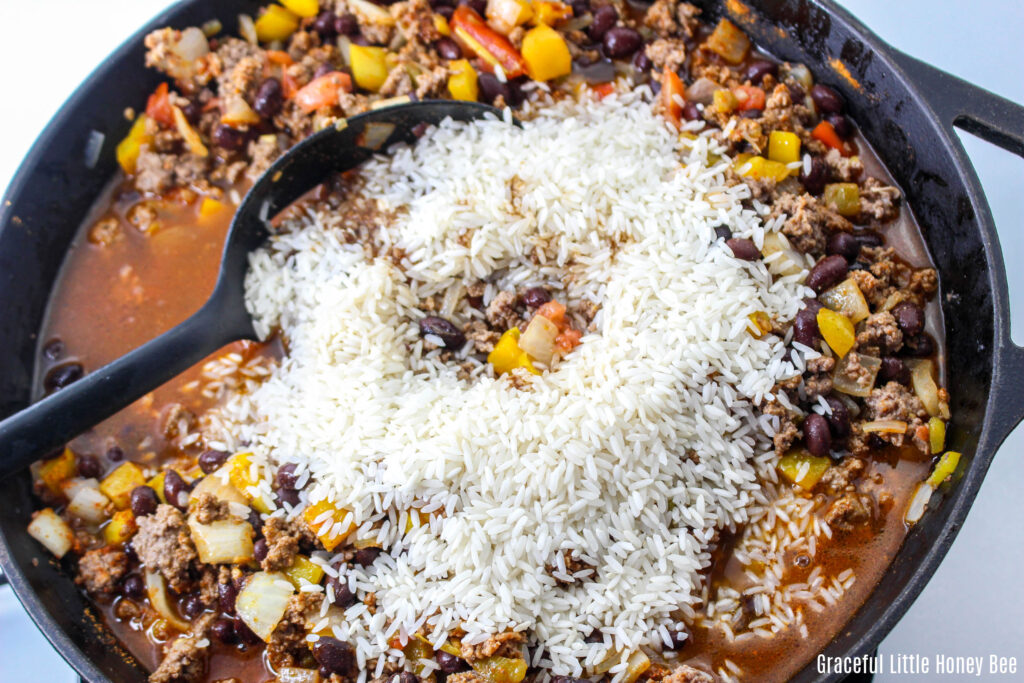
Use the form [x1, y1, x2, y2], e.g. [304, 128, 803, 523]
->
[1, 0, 1023, 681]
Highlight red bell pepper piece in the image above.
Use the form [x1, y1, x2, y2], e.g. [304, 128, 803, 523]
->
[450, 6, 527, 78]
[145, 82, 175, 127]
[661, 70, 685, 130]
[592, 82, 616, 99]
[812, 119, 849, 156]
[733, 85, 765, 111]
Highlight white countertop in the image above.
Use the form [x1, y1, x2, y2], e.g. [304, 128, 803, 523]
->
[0, 1, 1021, 681]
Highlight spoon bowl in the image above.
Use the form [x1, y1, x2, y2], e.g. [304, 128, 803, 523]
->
[0, 100, 504, 480]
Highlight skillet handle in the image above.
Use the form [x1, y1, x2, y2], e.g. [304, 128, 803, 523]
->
[892, 51, 1024, 444]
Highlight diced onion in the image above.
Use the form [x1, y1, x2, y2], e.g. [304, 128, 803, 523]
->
[832, 353, 881, 397]
[27, 508, 74, 559]
[820, 278, 870, 324]
[222, 96, 261, 126]
[519, 314, 559, 365]
[238, 14, 258, 45]
[173, 27, 210, 62]
[277, 669, 321, 683]
[684, 77, 718, 105]
[236, 571, 295, 641]
[358, 122, 396, 150]
[760, 232, 806, 277]
[146, 571, 192, 631]
[188, 516, 255, 564]
[190, 467, 248, 507]
[904, 482, 933, 524]
[68, 486, 111, 525]
[908, 359, 940, 416]
[349, 0, 396, 25]
[861, 419, 908, 434]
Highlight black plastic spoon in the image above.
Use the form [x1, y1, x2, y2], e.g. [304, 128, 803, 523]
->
[0, 100, 504, 480]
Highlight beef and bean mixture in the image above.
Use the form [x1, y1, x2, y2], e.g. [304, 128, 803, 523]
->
[26, 1, 958, 682]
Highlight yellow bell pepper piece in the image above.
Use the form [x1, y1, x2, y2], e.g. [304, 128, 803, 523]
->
[349, 44, 390, 92]
[768, 130, 801, 165]
[928, 417, 945, 455]
[823, 182, 860, 216]
[147, 471, 168, 504]
[530, 0, 572, 25]
[734, 155, 791, 182]
[712, 89, 738, 114]
[487, 328, 540, 375]
[747, 311, 772, 339]
[447, 59, 479, 101]
[284, 555, 325, 588]
[116, 114, 152, 174]
[199, 197, 229, 219]
[280, 0, 319, 18]
[777, 450, 831, 490]
[227, 453, 273, 514]
[100, 462, 147, 510]
[103, 509, 138, 546]
[471, 655, 528, 683]
[39, 448, 77, 498]
[255, 5, 300, 43]
[816, 307, 856, 357]
[302, 500, 357, 551]
[434, 13, 451, 36]
[926, 451, 961, 487]
[520, 24, 571, 82]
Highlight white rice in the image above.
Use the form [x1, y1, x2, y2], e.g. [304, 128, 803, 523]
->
[204, 88, 821, 677]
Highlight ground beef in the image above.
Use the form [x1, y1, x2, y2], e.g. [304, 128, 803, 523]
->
[379, 66, 414, 98]
[663, 665, 716, 683]
[848, 268, 894, 308]
[760, 83, 814, 135]
[161, 403, 197, 439]
[261, 517, 314, 572]
[446, 674, 490, 683]
[134, 150, 210, 194]
[645, 38, 688, 73]
[134, 504, 198, 593]
[864, 381, 927, 423]
[461, 631, 525, 662]
[824, 493, 873, 532]
[193, 493, 231, 525]
[644, 0, 700, 39]
[267, 593, 323, 668]
[818, 457, 865, 495]
[88, 217, 121, 246]
[855, 311, 903, 355]
[859, 176, 901, 222]
[75, 547, 129, 595]
[415, 64, 450, 99]
[803, 355, 835, 400]
[143, 28, 216, 92]
[546, 550, 596, 586]
[352, 4, 395, 44]
[149, 633, 208, 683]
[909, 268, 939, 299]
[760, 398, 800, 456]
[246, 134, 285, 181]
[824, 148, 864, 182]
[392, 0, 440, 43]
[464, 320, 500, 353]
[197, 565, 231, 607]
[771, 192, 852, 255]
[485, 291, 522, 331]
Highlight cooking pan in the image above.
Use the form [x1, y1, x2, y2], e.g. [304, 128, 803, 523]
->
[1, 0, 1022, 681]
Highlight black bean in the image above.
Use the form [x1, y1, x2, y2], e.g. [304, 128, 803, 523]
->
[805, 254, 848, 293]
[745, 59, 778, 85]
[726, 237, 760, 261]
[664, 630, 688, 651]
[43, 338, 65, 361]
[130, 486, 159, 517]
[44, 362, 84, 392]
[436, 649, 468, 673]
[77, 454, 102, 479]
[827, 113, 853, 139]
[458, 0, 486, 16]
[435, 37, 462, 60]
[419, 316, 465, 349]
[714, 226, 733, 241]
[852, 231, 883, 249]
[180, 593, 204, 619]
[211, 617, 238, 644]
[354, 547, 381, 566]
[786, 82, 805, 101]
[588, 5, 617, 41]
[826, 232, 860, 262]
[198, 449, 229, 474]
[799, 156, 827, 195]
[477, 72, 508, 105]
[235, 618, 262, 646]
[123, 574, 145, 600]
[803, 413, 831, 457]
[584, 629, 603, 643]
[521, 287, 551, 309]
[633, 49, 652, 72]
[276, 487, 300, 507]
[249, 510, 265, 539]
[253, 78, 284, 118]
[275, 463, 299, 490]
[810, 83, 844, 114]
[506, 78, 526, 107]
[313, 637, 357, 676]
[212, 124, 246, 151]
[163, 470, 190, 510]
[254, 538, 269, 563]
[892, 301, 924, 337]
[388, 674, 418, 683]
[181, 101, 201, 125]
[218, 581, 238, 614]
[740, 108, 762, 119]
[570, 0, 590, 16]
[879, 356, 911, 385]
[107, 445, 125, 462]
[430, 0, 454, 6]
[902, 333, 934, 357]
[313, 11, 339, 37]
[824, 396, 851, 438]
[435, 4, 454, 19]
[602, 26, 642, 58]
[328, 573, 357, 607]
[681, 101, 701, 121]
[793, 306, 821, 350]
[335, 13, 360, 35]
[551, 677, 588, 683]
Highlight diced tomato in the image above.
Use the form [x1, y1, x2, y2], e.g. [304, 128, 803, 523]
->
[812, 120, 849, 156]
[450, 6, 528, 78]
[733, 85, 765, 112]
[535, 300, 567, 329]
[265, 50, 295, 66]
[555, 328, 582, 352]
[661, 69, 685, 130]
[294, 72, 352, 113]
[592, 82, 616, 99]
[145, 82, 175, 127]
[281, 72, 300, 99]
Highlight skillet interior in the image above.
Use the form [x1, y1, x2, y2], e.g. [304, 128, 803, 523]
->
[0, 0, 1010, 680]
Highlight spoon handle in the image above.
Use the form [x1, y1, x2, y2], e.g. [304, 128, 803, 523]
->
[0, 294, 253, 481]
